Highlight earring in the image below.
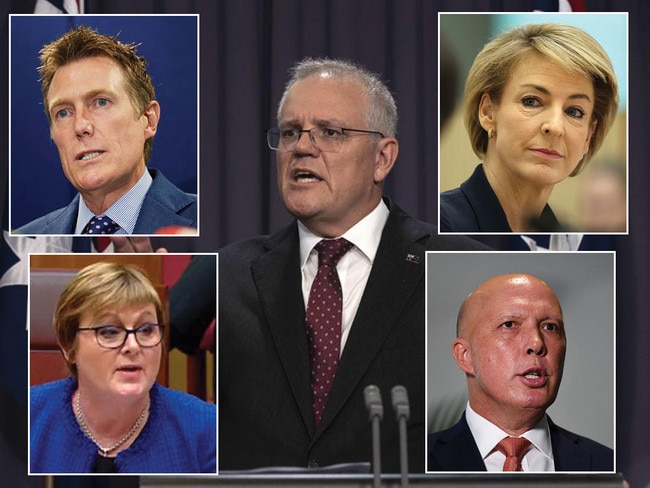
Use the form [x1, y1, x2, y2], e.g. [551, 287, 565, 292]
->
[488, 128, 496, 139]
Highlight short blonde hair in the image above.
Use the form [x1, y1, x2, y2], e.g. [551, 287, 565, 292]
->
[463, 23, 619, 175]
[54, 262, 165, 378]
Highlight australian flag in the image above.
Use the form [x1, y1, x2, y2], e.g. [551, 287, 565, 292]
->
[0, 190, 77, 485]
[33, 0, 82, 14]
[1, 200, 126, 488]
[533, 0, 586, 11]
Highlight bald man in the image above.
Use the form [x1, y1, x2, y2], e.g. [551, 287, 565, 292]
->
[427, 274, 613, 472]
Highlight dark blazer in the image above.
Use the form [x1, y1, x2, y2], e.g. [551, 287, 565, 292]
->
[14, 168, 196, 235]
[427, 412, 614, 472]
[218, 199, 488, 473]
[440, 164, 559, 233]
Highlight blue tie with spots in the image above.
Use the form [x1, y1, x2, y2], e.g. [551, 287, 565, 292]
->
[82, 215, 121, 234]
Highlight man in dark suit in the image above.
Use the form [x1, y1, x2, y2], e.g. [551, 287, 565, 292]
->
[216, 58, 487, 473]
[14, 25, 196, 235]
[427, 273, 613, 472]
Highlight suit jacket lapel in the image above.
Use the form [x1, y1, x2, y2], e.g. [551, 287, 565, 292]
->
[315, 202, 428, 433]
[430, 413, 486, 471]
[133, 169, 196, 233]
[549, 417, 591, 471]
[250, 224, 315, 434]
[42, 196, 79, 234]
[431, 414, 604, 471]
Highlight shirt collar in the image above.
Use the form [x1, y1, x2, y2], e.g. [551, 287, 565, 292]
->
[298, 199, 390, 267]
[465, 402, 554, 463]
[74, 169, 153, 234]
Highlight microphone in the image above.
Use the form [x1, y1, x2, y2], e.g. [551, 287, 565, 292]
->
[391, 386, 410, 488]
[364, 385, 383, 488]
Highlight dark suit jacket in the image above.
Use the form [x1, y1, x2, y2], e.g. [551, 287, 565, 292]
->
[440, 164, 559, 233]
[169, 255, 218, 355]
[218, 199, 488, 472]
[427, 412, 613, 472]
[14, 168, 196, 234]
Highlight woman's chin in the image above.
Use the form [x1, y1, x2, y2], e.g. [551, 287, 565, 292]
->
[111, 381, 151, 399]
[519, 165, 571, 188]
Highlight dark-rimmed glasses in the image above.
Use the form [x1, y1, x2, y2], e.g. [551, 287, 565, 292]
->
[267, 126, 385, 153]
[77, 323, 164, 349]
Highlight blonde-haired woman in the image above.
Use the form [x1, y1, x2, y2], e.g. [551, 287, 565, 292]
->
[440, 23, 619, 233]
[30, 262, 216, 474]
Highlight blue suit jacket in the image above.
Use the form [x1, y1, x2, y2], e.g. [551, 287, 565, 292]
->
[15, 168, 196, 235]
[440, 164, 559, 233]
[427, 412, 613, 472]
[31, 377, 216, 473]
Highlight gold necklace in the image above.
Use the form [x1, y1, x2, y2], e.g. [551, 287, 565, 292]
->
[74, 390, 149, 457]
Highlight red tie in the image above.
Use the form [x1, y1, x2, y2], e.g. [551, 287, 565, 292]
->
[305, 238, 353, 425]
[496, 436, 532, 471]
[568, 0, 586, 11]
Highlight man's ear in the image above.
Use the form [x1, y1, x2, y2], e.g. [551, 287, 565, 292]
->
[143, 100, 161, 139]
[373, 137, 398, 184]
[452, 338, 475, 376]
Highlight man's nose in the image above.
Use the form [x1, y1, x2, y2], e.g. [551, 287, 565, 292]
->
[74, 109, 94, 137]
[525, 326, 547, 356]
[293, 129, 319, 156]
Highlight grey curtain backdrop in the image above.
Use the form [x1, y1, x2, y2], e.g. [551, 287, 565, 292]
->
[1, 0, 648, 486]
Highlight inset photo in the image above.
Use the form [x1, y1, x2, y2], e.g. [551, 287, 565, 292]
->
[28, 253, 217, 474]
[425, 251, 615, 473]
[438, 12, 627, 234]
[10, 14, 199, 236]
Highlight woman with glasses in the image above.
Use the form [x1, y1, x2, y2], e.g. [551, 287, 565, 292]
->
[30, 262, 216, 474]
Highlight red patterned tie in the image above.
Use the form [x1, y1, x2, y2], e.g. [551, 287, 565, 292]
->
[305, 238, 353, 425]
[496, 436, 532, 471]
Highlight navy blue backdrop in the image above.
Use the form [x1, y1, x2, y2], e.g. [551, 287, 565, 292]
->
[9, 14, 198, 230]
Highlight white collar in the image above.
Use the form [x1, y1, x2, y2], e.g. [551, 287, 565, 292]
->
[465, 402, 554, 463]
[298, 199, 390, 267]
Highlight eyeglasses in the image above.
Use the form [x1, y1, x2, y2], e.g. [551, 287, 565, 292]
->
[267, 126, 385, 153]
[77, 323, 164, 349]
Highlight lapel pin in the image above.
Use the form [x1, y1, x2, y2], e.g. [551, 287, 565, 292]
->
[405, 253, 420, 264]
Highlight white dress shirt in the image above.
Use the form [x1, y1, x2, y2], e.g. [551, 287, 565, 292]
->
[299, 199, 390, 355]
[465, 402, 556, 472]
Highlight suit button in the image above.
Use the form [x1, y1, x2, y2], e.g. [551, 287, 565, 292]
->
[308, 459, 319, 468]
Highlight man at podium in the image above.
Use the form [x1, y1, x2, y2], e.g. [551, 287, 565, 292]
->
[216, 57, 487, 473]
